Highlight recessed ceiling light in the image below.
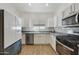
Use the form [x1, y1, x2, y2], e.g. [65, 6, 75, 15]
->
[28, 3, 31, 6]
[46, 3, 48, 6]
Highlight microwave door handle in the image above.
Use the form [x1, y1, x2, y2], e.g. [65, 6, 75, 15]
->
[75, 13, 78, 23]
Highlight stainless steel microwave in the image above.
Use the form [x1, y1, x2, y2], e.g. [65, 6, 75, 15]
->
[62, 13, 79, 27]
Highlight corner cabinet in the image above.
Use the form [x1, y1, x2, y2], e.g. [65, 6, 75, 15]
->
[0, 10, 22, 55]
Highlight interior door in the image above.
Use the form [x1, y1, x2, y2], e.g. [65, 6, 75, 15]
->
[0, 10, 4, 54]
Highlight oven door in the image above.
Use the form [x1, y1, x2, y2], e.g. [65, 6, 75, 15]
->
[56, 40, 74, 55]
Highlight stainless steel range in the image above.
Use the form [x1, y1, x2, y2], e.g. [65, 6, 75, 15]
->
[56, 34, 79, 55]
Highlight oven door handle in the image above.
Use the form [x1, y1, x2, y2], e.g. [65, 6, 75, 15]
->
[57, 40, 74, 52]
[75, 13, 78, 23]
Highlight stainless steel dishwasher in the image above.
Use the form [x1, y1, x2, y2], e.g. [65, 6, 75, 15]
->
[25, 34, 34, 45]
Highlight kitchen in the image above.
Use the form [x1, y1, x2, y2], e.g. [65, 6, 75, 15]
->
[0, 3, 79, 55]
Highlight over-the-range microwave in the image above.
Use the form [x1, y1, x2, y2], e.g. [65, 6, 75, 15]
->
[62, 13, 79, 27]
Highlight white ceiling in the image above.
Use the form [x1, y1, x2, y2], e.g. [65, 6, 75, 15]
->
[11, 3, 71, 13]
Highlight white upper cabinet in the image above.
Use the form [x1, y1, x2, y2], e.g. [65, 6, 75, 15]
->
[71, 4, 75, 13]
[54, 13, 63, 27]
[74, 3, 79, 12]
[62, 5, 71, 18]
[57, 14, 62, 27]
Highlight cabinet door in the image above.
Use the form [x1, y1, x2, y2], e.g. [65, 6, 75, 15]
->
[71, 4, 75, 13]
[34, 34, 39, 44]
[75, 3, 79, 12]
[64, 6, 71, 18]
[4, 11, 16, 49]
[15, 16, 22, 40]
[57, 14, 62, 27]
[34, 34, 50, 44]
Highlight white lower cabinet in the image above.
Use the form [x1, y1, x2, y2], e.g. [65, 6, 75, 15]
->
[22, 33, 56, 51]
[34, 33, 56, 51]
[34, 34, 50, 44]
[49, 33, 56, 51]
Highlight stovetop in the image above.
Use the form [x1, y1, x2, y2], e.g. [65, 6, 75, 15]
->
[63, 35, 79, 44]
[57, 34, 79, 44]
